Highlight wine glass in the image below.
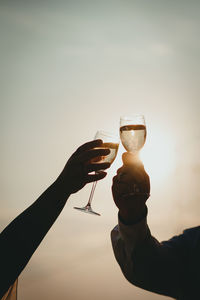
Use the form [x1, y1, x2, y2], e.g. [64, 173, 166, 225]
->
[120, 115, 146, 194]
[74, 130, 119, 216]
[120, 115, 146, 154]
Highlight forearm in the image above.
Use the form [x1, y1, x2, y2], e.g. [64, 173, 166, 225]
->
[0, 180, 70, 298]
[111, 213, 151, 280]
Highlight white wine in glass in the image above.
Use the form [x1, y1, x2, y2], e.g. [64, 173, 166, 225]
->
[120, 115, 146, 195]
[120, 115, 146, 154]
[74, 130, 119, 216]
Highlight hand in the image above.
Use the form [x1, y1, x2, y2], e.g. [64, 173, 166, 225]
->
[112, 152, 150, 224]
[55, 139, 110, 196]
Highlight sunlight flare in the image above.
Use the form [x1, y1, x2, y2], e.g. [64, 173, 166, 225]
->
[140, 127, 176, 184]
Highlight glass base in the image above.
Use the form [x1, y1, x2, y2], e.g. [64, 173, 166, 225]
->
[74, 205, 101, 216]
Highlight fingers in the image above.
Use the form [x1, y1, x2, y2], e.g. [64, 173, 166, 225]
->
[121, 192, 150, 202]
[117, 166, 124, 175]
[112, 181, 132, 198]
[113, 174, 120, 183]
[85, 171, 107, 183]
[75, 139, 103, 154]
[116, 167, 145, 184]
[122, 152, 143, 167]
[86, 162, 111, 173]
[112, 169, 150, 194]
[77, 148, 110, 163]
[116, 153, 144, 176]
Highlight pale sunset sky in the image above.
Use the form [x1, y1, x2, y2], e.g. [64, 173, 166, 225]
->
[1, 1, 200, 299]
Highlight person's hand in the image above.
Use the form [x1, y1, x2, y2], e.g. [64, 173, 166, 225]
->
[56, 139, 111, 196]
[112, 152, 150, 224]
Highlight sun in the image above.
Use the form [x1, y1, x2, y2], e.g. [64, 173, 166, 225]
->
[110, 125, 176, 186]
[140, 127, 176, 185]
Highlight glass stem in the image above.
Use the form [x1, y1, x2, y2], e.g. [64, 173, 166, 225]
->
[86, 181, 97, 207]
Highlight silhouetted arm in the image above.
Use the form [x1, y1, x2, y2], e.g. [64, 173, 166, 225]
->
[0, 139, 110, 298]
[111, 152, 188, 298]
[111, 216, 191, 299]
[0, 181, 69, 298]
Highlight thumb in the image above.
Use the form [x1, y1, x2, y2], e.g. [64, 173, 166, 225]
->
[122, 152, 141, 166]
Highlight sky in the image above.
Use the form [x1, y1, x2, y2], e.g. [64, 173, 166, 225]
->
[0, 0, 200, 299]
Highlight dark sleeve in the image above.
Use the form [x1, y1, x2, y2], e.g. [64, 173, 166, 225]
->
[0, 182, 69, 298]
[128, 229, 193, 298]
[111, 219, 194, 299]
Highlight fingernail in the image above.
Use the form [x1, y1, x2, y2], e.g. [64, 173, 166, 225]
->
[105, 148, 111, 153]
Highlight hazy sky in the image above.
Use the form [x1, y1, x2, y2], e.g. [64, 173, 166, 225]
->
[1, 1, 200, 299]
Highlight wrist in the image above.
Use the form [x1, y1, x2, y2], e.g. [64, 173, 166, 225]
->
[51, 178, 71, 199]
[119, 205, 147, 225]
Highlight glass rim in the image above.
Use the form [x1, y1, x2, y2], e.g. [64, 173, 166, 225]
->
[120, 114, 145, 121]
[95, 130, 119, 139]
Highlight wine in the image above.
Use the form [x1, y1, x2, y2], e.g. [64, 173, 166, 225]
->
[91, 143, 119, 164]
[92, 142, 119, 164]
[74, 130, 119, 216]
[120, 124, 146, 153]
[101, 142, 119, 164]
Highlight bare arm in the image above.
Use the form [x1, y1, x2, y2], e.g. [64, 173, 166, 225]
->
[0, 139, 110, 298]
[0, 181, 68, 298]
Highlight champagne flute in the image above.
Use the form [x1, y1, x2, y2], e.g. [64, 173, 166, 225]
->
[74, 130, 119, 216]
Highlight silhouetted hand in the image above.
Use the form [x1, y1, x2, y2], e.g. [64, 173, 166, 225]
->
[56, 139, 111, 196]
[112, 152, 150, 224]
